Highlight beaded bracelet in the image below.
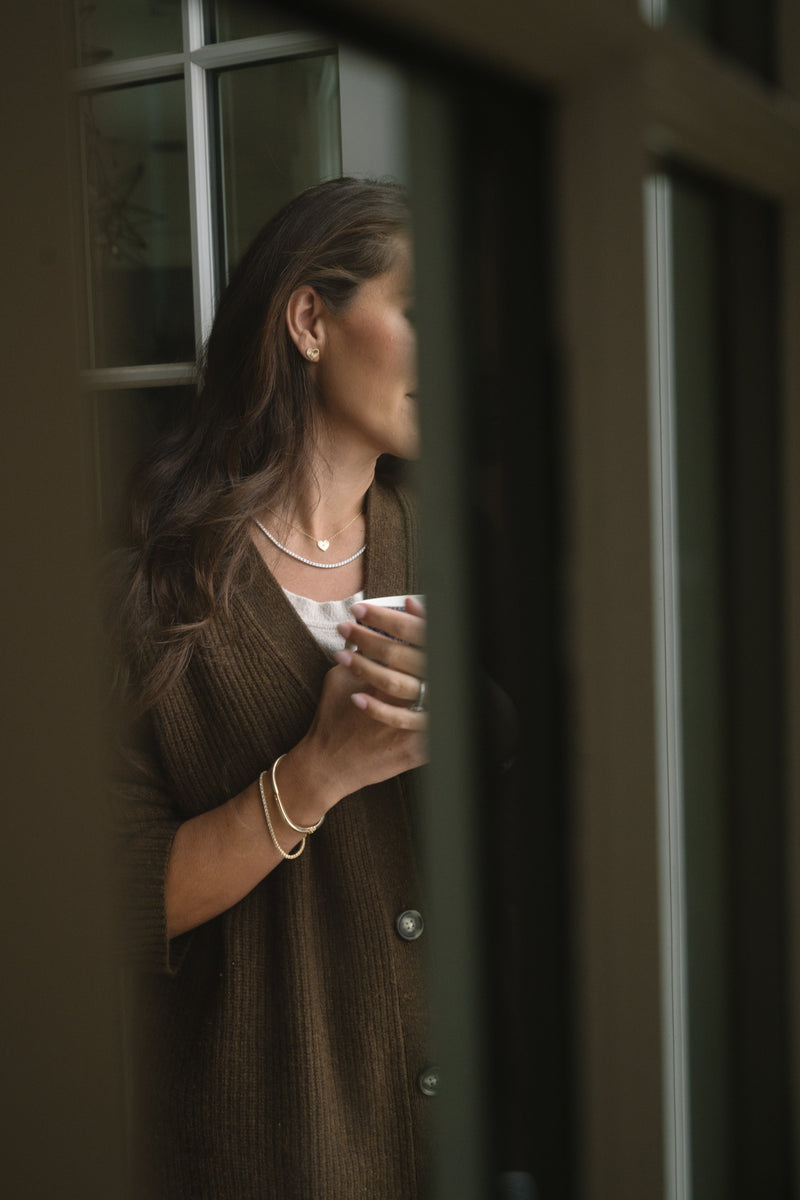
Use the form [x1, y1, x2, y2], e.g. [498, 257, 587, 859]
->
[258, 769, 305, 860]
[271, 753, 326, 835]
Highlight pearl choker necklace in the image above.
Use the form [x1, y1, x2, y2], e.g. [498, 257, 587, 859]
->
[253, 519, 366, 569]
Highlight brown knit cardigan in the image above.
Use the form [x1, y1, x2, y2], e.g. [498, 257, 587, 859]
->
[116, 479, 431, 1199]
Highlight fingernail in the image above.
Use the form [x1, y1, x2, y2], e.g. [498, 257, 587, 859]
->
[337, 621, 353, 638]
[350, 603, 367, 620]
[336, 649, 353, 667]
[351, 693, 368, 710]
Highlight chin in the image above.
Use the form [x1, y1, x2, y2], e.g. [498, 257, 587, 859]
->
[387, 432, 420, 462]
[395, 409, 421, 461]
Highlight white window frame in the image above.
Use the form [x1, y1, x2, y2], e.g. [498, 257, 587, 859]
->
[70, 0, 342, 391]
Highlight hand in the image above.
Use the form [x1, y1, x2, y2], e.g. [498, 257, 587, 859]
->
[335, 596, 427, 721]
[276, 598, 427, 818]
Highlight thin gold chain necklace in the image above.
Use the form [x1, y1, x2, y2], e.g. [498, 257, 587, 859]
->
[262, 505, 362, 553]
[253, 519, 366, 569]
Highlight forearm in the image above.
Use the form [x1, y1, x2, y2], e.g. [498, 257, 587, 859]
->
[165, 743, 335, 940]
[164, 648, 427, 941]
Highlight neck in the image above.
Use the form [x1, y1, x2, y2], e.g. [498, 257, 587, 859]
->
[275, 438, 378, 540]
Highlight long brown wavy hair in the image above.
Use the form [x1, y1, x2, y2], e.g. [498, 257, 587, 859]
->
[114, 177, 410, 712]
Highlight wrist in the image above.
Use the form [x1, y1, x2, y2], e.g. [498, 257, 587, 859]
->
[257, 771, 305, 860]
[274, 742, 338, 825]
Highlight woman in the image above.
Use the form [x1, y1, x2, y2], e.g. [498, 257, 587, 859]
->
[114, 177, 431, 1199]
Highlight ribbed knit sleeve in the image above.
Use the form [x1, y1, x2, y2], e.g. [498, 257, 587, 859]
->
[113, 716, 187, 974]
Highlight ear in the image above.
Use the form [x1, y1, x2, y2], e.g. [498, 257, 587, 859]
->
[285, 285, 326, 360]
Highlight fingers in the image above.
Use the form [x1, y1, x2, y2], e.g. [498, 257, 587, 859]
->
[337, 620, 425, 673]
[334, 602, 428, 727]
[351, 690, 428, 730]
[335, 645, 424, 703]
[347, 602, 426, 647]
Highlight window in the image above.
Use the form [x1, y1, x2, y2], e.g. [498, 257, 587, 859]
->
[71, 0, 342, 531]
[647, 168, 792, 1197]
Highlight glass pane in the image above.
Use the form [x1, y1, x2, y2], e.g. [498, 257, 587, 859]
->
[82, 80, 194, 367]
[92, 385, 193, 536]
[216, 54, 341, 274]
[205, 0, 296, 43]
[74, 0, 183, 67]
[665, 0, 776, 82]
[666, 0, 714, 37]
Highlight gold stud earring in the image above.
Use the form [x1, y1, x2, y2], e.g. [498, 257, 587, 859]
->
[305, 346, 320, 361]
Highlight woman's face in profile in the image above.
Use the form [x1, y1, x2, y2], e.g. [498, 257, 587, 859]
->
[314, 240, 419, 461]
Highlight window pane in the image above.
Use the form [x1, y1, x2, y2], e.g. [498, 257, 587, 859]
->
[74, 0, 183, 67]
[665, 0, 776, 82]
[205, 0, 296, 43]
[216, 54, 341, 274]
[92, 385, 193, 535]
[666, 0, 714, 38]
[83, 80, 194, 368]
